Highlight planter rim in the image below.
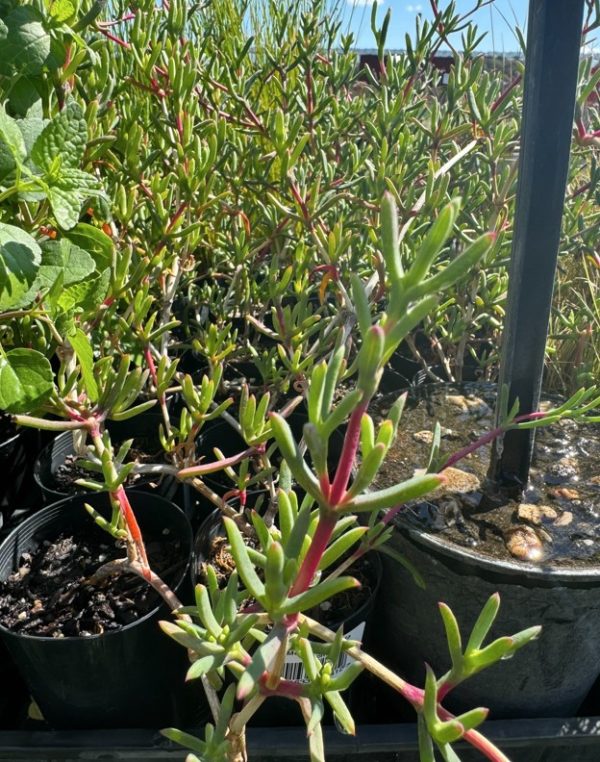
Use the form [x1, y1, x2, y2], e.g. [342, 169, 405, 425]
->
[399, 521, 600, 583]
[33, 425, 171, 500]
[0, 491, 191, 643]
[0, 429, 21, 450]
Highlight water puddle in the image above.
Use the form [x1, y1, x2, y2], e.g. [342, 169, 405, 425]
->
[371, 383, 600, 568]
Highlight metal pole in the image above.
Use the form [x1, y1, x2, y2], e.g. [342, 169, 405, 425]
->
[489, 0, 585, 490]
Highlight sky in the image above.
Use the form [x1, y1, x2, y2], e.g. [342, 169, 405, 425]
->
[336, 0, 528, 53]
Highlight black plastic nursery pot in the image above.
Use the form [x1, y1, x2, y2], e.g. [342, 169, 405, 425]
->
[373, 522, 600, 720]
[33, 413, 197, 520]
[0, 421, 45, 528]
[0, 426, 27, 510]
[0, 491, 199, 730]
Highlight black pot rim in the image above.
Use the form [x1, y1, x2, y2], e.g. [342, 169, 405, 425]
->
[33, 429, 166, 500]
[0, 429, 21, 450]
[0, 491, 192, 643]
[400, 522, 600, 583]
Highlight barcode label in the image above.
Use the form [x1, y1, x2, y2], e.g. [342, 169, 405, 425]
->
[282, 622, 365, 684]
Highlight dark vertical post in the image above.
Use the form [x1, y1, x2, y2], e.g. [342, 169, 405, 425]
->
[490, 0, 585, 490]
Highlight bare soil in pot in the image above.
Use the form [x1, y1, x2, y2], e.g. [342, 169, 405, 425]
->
[0, 525, 185, 638]
[0, 492, 199, 730]
[43, 435, 169, 498]
[371, 382, 600, 569]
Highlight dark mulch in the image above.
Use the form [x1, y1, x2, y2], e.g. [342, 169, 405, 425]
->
[0, 525, 184, 638]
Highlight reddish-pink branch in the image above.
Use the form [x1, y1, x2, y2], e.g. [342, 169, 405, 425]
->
[287, 513, 337, 600]
[144, 345, 167, 410]
[259, 676, 305, 699]
[98, 28, 130, 48]
[329, 401, 369, 505]
[177, 446, 258, 479]
[438, 706, 508, 762]
[144, 345, 158, 387]
[440, 411, 547, 472]
[112, 486, 151, 579]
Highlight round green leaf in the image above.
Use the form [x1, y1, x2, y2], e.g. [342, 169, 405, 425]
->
[0, 349, 54, 414]
[0, 7, 52, 76]
[0, 223, 42, 310]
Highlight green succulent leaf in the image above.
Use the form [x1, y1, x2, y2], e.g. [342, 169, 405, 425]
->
[237, 624, 286, 700]
[280, 576, 359, 615]
[465, 593, 500, 653]
[223, 517, 265, 601]
[344, 472, 443, 513]
[404, 198, 460, 287]
[439, 602, 463, 671]
[69, 328, 99, 402]
[325, 690, 355, 735]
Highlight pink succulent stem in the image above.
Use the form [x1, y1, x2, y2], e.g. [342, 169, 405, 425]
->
[177, 447, 257, 478]
[144, 345, 159, 387]
[440, 411, 547, 472]
[112, 486, 150, 578]
[259, 677, 305, 699]
[144, 345, 167, 411]
[391, 682, 508, 761]
[98, 28, 131, 48]
[329, 401, 369, 505]
[438, 708, 510, 762]
[288, 512, 338, 600]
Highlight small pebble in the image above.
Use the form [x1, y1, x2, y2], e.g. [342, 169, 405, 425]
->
[446, 394, 491, 417]
[517, 503, 557, 526]
[438, 467, 481, 495]
[446, 394, 468, 411]
[548, 487, 580, 501]
[554, 511, 573, 527]
[413, 430, 434, 445]
[505, 526, 544, 562]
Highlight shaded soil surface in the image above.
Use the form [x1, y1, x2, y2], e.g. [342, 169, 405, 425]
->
[195, 513, 377, 628]
[50, 440, 168, 496]
[371, 382, 600, 568]
[0, 525, 184, 638]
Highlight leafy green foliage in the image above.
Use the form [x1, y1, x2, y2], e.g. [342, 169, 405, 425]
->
[0, 347, 53, 412]
[0, 223, 41, 309]
[3, 1, 600, 760]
